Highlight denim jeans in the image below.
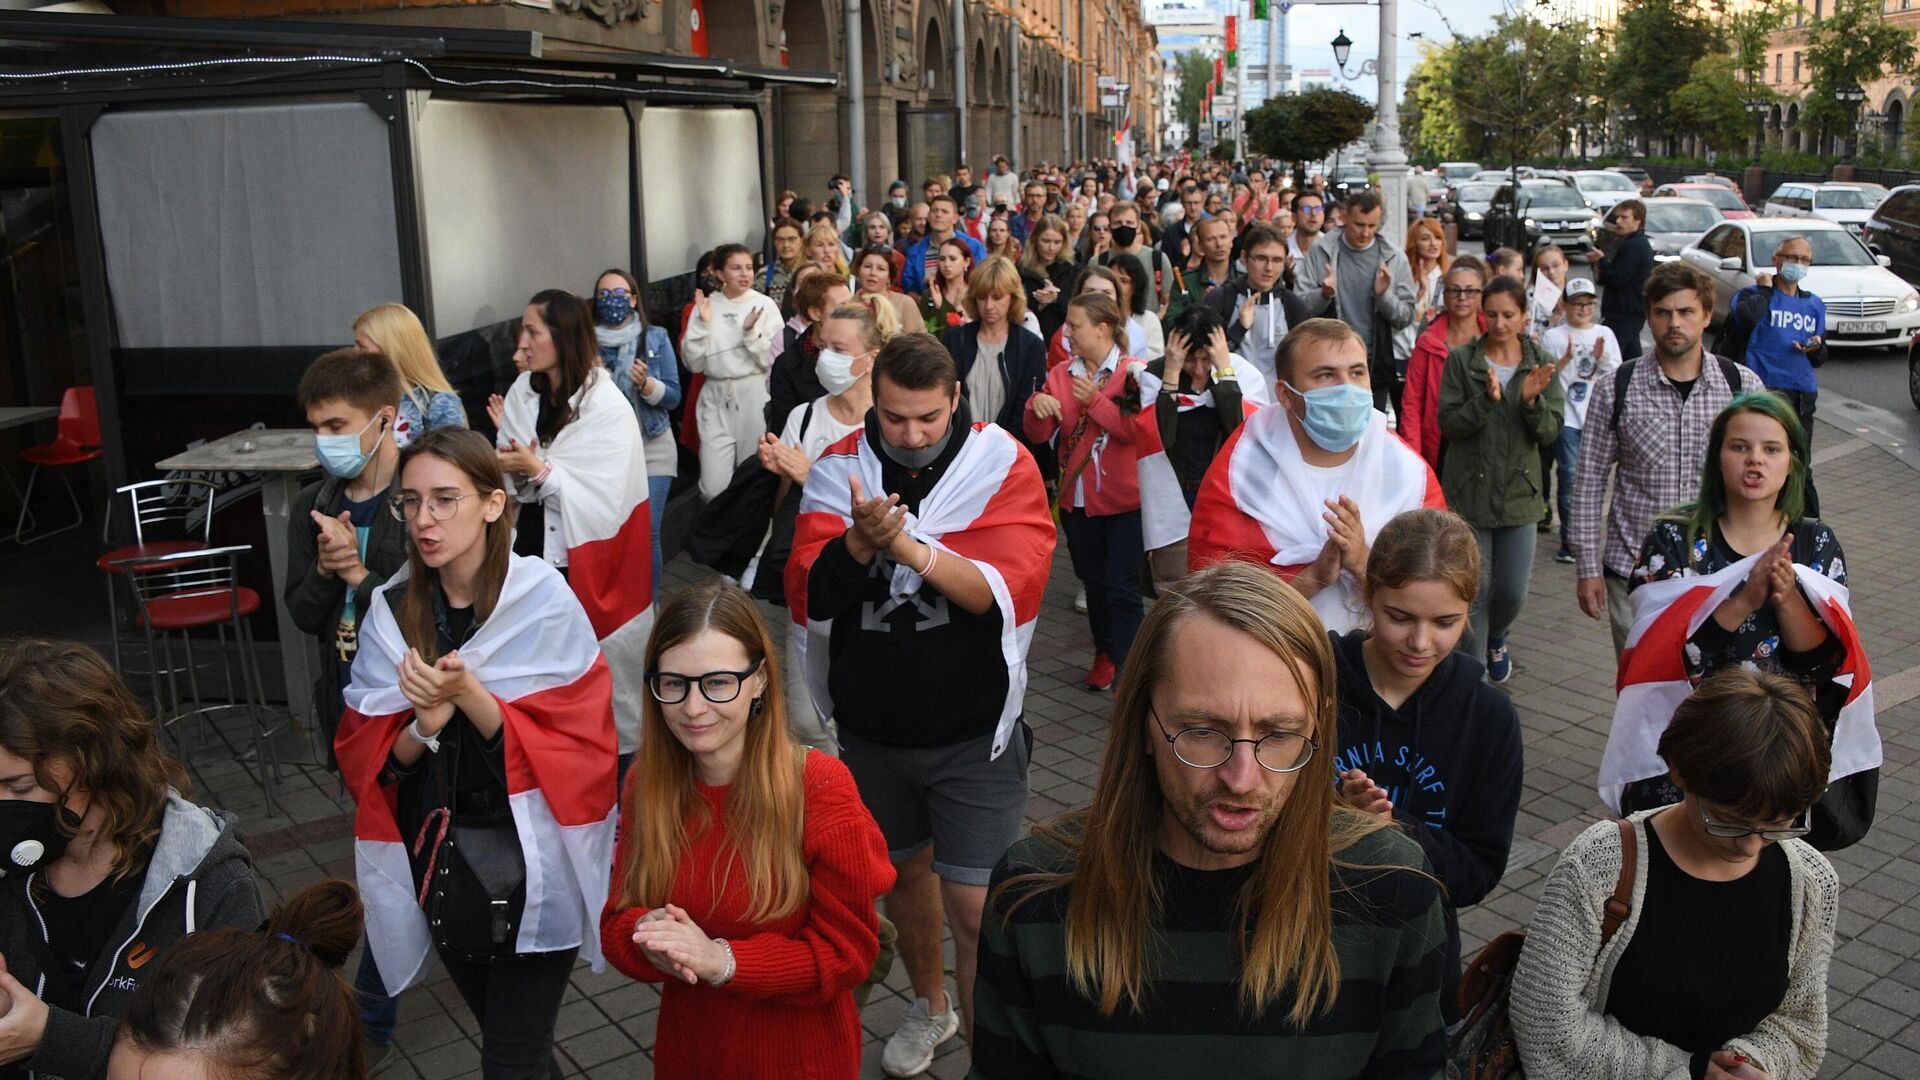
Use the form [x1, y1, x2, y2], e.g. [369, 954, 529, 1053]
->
[1554, 426, 1581, 545]
[438, 946, 578, 1079]
[647, 473, 673, 602]
[354, 948, 398, 1043]
[1061, 508, 1145, 668]
[1462, 523, 1537, 666]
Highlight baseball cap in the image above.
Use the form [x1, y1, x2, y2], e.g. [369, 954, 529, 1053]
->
[1565, 278, 1597, 299]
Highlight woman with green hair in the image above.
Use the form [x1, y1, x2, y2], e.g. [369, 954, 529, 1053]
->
[1620, 392, 1855, 824]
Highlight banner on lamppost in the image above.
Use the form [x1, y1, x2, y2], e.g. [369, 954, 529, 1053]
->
[1253, 0, 1268, 18]
[1214, 56, 1224, 84]
[1225, 16, 1237, 69]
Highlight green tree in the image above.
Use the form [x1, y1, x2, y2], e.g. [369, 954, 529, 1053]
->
[1671, 54, 1772, 155]
[1609, 0, 1716, 151]
[1449, 14, 1583, 172]
[1802, 0, 1915, 151]
[1244, 86, 1374, 177]
[1405, 40, 1471, 161]
[1173, 51, 1216, 149]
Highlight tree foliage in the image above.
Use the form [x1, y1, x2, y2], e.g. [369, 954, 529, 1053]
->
[1173, 51, 1216, 147]
[1671, 54, 1771, 155]
[1802, 0, 1916, 144]
[1405, 40, 1471, 161]
[1448, 14, 1585, 166]
[1244, 87, 1374, 164]
[1609, 0, 1716, 149]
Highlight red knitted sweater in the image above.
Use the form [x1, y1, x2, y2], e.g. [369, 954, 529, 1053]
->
[600, 751, 895, 1079]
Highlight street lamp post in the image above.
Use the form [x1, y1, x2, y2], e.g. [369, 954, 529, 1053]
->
[1745, 97, 1769, 165]
[1835, 85, 1866, 161]
[1330, 23, 1406, 249]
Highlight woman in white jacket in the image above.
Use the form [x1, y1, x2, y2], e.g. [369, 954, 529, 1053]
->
[1511, 667, 1839, 1080]
[682, 243, 784, 501]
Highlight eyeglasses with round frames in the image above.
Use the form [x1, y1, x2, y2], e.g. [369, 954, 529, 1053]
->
[389, 492, 480, 522]
[1698, 804, 1809, 842]
[1151, 706, 1318, 774]
[646, 657, 765, 705]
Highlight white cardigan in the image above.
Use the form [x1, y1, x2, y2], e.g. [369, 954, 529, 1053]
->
[1509, 811, 1838, 1080]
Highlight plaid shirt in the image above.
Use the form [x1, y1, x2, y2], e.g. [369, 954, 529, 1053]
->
[1569, 353, 1761, 579]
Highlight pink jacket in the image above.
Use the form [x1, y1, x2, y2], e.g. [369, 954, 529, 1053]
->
[1023, 352, 1145, 517]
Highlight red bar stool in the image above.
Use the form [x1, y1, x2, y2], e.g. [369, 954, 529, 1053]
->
[99, 479, 217, 678]
[14, 386, 103, 544]
[116, 544, 284, 817]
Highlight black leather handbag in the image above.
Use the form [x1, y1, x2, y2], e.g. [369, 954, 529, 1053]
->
[413, 728, 527, 960]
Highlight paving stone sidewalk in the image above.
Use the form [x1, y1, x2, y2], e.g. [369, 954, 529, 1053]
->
[179, 413, 1920, 1079]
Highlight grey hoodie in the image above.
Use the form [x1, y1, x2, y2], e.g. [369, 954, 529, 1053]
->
[2, 792, 263, 1080]
[1293, 229, 1418, 350]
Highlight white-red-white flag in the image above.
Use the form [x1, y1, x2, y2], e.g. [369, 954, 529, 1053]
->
[498, 367, 652, 753]
[1598, 554, 1880, 814]
[338, 556, 619, 995]
[1187, 404, 1445, 632]
[1133, 357, 1269, 551]
[785, 422, 1055, 760]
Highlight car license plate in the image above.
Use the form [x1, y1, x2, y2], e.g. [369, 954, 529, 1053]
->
[1835, 320, 1886, 335]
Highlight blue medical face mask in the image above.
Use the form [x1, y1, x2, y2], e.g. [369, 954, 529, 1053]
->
[315, 411, 386, 479]
[1778, 260, 1809, 285]
[1283, 380, 1374, 452]
[595, 289, 634, 326]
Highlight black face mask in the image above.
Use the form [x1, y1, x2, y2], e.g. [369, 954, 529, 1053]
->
[1110, 224, 1140, 247]
[0, 799, 78, 871]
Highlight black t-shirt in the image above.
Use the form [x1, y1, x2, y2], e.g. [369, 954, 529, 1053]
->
[40, 866, 144, 993]
[1670, 376, 1697, 402]
[1604, 819, 1792, 1060]
[333, 489, 386, 697]
[513, 393, 566, 559]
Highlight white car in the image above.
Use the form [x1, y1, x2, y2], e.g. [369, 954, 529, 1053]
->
[1679, 218, 1920, 350]
[1762, 183, 1878, 234]
[1571, 169, 1639, 212]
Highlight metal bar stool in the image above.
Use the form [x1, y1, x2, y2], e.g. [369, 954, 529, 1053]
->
[115, 544, 284, 817]
[99, 479, 217, 680]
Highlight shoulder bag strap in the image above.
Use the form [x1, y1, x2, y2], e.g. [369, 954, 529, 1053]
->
[1600, 818, 1638, 945]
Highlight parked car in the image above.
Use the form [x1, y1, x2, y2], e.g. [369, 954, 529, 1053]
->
[1909, 331, 1920, 408]
[1682, 173, 1741, 193]
[1848, 181, 1891, 206]
[1440, 181, 1501, 240]
[1485, 179, 1602, 253]
[1680, 217, 1920, 349]
[1436, 161, 1483, 185]
[1330, 165, 1370, 196]
[1607, 164, 1654, 194]
[1572, 169, 1641, 212]
[1655, 182, 1754, 219]
[1606, 196, 1724, 260]
[1863, 183, 1920, 284]
[1471, 167, 1533, 184]
[1763, 182, 1878, 233]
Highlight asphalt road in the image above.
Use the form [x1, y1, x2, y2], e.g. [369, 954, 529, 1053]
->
[1813, 344, 1920, 469]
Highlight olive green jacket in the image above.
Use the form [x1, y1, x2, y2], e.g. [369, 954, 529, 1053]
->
[1437, 335, 1564, 528]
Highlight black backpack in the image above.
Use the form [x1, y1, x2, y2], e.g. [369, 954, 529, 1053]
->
[1609, 356, 1742, 433]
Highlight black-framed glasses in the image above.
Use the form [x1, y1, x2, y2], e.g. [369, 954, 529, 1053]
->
[390, 492, 480, 522]
[1698, 805, 1810, 842]
[646, 657, 764, 705]
[1151, 706, 1317, 774]
[1444, 287, 1483, 298]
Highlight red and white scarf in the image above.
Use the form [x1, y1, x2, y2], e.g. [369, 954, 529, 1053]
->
[498, 367, 652, 753]
[1599, 555, 1880, 813]
[1132, 358, 1267, 552]
[786, 422, 1055, 760]
[1187, 404, 1444, 633]
[338, 556, 619, 994]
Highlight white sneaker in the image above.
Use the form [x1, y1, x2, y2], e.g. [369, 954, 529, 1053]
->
[881, 991, 960, 1077]
[1074, 588, 1088, 613]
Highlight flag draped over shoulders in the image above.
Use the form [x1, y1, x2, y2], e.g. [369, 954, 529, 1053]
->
[498, 367, 652, 753]
[338, 555, 619, 995]
[1599, 554, 1880, 813]
[785, 422, 1055, 760]
[1187, 404, 1443, 632]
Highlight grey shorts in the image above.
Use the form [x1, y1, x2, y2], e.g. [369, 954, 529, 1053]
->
[837, 722, 1031, 887]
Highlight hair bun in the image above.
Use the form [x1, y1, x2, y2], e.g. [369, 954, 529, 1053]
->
[264, 879, 362, 970]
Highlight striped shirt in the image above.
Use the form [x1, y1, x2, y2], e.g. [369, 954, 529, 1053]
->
[971, 825, 1449, 1080]
[1569, 354, 1761, 580]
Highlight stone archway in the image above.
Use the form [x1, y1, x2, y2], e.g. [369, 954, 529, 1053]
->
[778, 0, 839, 200]
[922, 16, 946, 99]
[1786, 102, 1801, 154]
[1886, 95, 1906, 157]
[991, 43, 1008, 158]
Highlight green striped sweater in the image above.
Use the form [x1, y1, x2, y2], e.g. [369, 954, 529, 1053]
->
[971, 825, 1449, 1080]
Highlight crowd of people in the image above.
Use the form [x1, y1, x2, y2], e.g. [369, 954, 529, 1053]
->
[0, 151, 1882, 1080]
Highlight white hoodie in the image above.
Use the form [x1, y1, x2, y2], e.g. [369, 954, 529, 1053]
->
[682, 288, 782, 381]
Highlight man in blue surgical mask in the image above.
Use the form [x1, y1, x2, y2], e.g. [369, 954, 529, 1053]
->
[286, 346, 414, 1070]
[1187, 318, 1446, 633]
[1715, 232, 1829, 516]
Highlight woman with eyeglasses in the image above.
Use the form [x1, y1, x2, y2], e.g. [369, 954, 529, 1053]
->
[1613, 394, 1874, 850]
[593, 268, 681, 598]
[1512, 667, 1839, 1080]
[1328, 509, 1521, 1027]
[601, 580, 893, 1079]
[337, 427, 619, 1079]
[1400, 257, 1487, 474]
